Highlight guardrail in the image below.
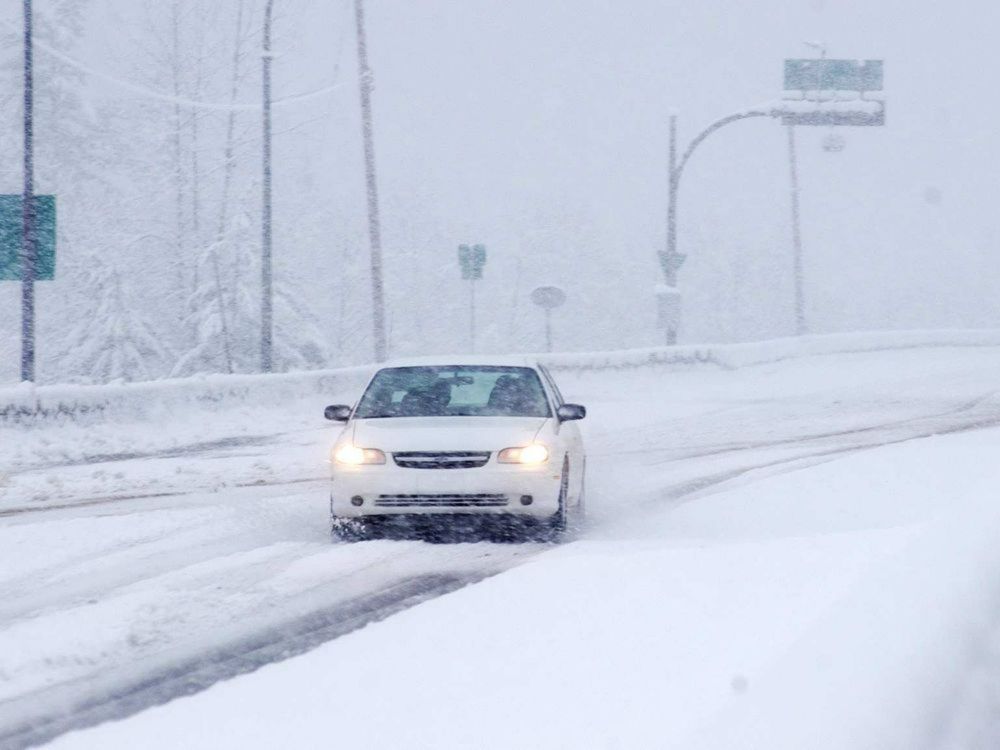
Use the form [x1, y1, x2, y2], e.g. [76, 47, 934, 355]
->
[3, 329, 1000, 424]
[0, 368, 373, 424]
[542, 329, 1000, 371]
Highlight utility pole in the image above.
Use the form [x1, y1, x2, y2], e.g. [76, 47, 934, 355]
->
[354, 0, 388, 362]
[786, 124, 806, 335]
[20, 0, 35, 382]
[260, 0, 274, 373]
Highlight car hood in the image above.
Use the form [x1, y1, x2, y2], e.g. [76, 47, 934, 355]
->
[349, 416, 549, 452]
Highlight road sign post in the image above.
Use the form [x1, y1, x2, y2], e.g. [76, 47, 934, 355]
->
[654, 284, 682, 345]
[530, 285, 566, 353]
[458, 243, 486, 352]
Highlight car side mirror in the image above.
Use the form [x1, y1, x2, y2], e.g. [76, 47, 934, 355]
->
[556, 403, 586, 422]
[324, 404, 352, 422]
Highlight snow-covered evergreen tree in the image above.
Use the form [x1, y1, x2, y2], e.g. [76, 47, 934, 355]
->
[59, 256, 171, 382]
[171, 205, 328, 376]
[172, 209, 257, 376]
[273, 274, 329, 372]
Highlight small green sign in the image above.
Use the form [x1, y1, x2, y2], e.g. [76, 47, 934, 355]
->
[0, 195, 56, 281]
[658, 250, 687, 275]
[458, 243, 486, 280]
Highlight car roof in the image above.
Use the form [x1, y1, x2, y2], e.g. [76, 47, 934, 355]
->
[374, 355, 542, 370]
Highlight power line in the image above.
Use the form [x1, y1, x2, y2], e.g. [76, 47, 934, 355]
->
[0, 15, 352, 112]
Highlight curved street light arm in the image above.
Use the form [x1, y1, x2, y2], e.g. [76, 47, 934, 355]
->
[672, 109, 782, 190]
[661, 106, 787, 333]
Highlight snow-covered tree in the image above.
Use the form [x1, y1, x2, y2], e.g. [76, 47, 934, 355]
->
[59, 256, 171, 382]
[172, 208, 257, 376]
[172, 205, 329, 376]
[273, 273, 330, 372]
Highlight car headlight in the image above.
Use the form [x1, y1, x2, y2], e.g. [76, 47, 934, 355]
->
[333, 445, 386, 465]
[497, 444, 549, 465]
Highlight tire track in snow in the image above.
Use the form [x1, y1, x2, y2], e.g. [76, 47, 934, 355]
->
[0, 573, 483, 750]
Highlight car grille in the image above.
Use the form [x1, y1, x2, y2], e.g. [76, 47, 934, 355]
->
[392, 451, 491, 469]
[375, 494, 508, 507]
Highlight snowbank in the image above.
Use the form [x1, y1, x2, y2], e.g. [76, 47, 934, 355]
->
[4, 329, 1000, 423]
[542, 328, 1000, 371]
[0, 367, 372, 424]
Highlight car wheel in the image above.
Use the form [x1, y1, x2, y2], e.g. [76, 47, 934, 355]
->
[546, 459, 570, 540]
[573, 470, 586, 530]
[330, 516, 373, 542]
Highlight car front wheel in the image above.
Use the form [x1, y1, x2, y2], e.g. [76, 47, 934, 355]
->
[546, 459, 570, 540]
[330, 516, 375, 542]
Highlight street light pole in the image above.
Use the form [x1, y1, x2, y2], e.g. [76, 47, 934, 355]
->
[786, 124, 806, 335]
[661, 108, 783, 345]
[354, 0, 388, 362]
[666, 115, 678, 287]
[469, 278, 476, 353]
[20, 0, 35, 383]
[663, 114, 679, 345]
[260, 0, 274, 373]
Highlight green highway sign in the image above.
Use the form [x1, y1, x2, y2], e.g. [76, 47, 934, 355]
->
[0, 195, 56, 280]
[784, 59, 883, 92]
[458, 243, 486, 280]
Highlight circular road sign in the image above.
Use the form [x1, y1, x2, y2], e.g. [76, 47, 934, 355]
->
[530, 285, 566, 310]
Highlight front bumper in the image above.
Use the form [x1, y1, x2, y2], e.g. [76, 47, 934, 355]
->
[329, 462, 563, 519]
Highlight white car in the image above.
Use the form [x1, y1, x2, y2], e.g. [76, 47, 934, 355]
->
[324, 358, 586, 541]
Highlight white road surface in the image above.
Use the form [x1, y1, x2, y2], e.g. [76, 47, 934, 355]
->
[3, 342, 1000, 748]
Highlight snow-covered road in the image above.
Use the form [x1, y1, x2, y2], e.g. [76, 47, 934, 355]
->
[4, 343, 1000, 748]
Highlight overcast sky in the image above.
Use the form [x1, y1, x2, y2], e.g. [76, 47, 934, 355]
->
[1, 0, 997, 379]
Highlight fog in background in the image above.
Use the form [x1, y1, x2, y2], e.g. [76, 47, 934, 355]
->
[0, 0, 996, 383]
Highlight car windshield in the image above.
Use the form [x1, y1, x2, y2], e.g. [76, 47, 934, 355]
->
[354, 366, 551, 418]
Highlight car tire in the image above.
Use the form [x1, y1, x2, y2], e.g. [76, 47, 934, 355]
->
[573, 470, 586, 530]
[546, 459, 570, 540]
[330, 517, 373, 542]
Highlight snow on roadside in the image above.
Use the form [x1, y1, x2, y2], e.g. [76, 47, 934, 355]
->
[47, 427, 1000, 750]
[6, 329, 1000, 426]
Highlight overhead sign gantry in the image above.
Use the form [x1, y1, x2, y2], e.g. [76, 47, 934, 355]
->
[658, 57, 885, 344]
